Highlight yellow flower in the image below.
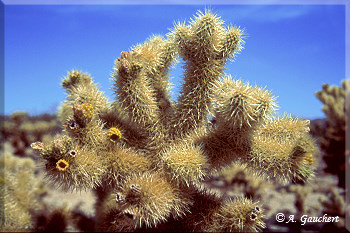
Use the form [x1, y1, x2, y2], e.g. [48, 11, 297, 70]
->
[82, 103, 94, 120]
[304, 153, 313, 165]
[56, 159, 69, 171]
[107, 127, 122, 143]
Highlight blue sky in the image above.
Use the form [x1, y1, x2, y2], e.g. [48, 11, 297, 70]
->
[3, 2, 347, 119]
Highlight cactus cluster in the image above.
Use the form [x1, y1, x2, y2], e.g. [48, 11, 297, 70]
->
[314, 80, 349, 188]
[1, 112, 59, 156]
[0, 152, 47, 231]
[212, 162, 270, 200]
[0, 152, 76, 232]
[31, 10, 317, 232]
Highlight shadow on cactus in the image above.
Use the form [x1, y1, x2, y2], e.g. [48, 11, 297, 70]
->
[31, 9, 318, 232]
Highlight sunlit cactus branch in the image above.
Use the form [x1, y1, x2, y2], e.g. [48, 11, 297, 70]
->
[31, 9, 318, 232]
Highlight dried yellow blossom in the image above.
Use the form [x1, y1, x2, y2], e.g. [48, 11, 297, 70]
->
[304, 153, 313, 165]
[82, 103, 94, 120]
[107, 127, 122, 143]
[56, 159, 69, 172]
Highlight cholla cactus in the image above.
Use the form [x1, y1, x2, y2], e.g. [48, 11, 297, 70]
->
[314, 80, 349, 188]
[31, 10, 317, 232]
[0, 153, 47, 231]
[315, 81, 349, 133]
[1, 112, 59, 156]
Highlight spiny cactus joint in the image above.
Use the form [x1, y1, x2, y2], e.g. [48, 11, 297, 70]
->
[31, 9, 317, 232]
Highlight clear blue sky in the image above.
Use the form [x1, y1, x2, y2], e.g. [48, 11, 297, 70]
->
[3, 2, 347, 119]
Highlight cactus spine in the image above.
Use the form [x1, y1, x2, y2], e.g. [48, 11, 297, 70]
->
[31, 9, 317, 232]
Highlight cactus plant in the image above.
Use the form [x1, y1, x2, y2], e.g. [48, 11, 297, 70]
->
[31, 10, 318, 232]
[1, 112, 59, 157]
[314, 80, 349, 188]
[0, 152, 47, 232]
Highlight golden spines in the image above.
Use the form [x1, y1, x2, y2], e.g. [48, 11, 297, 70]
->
[188, 9, 224, 58]
[58, 70, 109, 124]
[217, 25, 245, 61]
[251, 85, 278, 119]
[61, 69, 93, 91]
[72, 103, 93, 127]
[179, 189, 224, 232]
[142, 36, 176, 129]
[102, 145, 152, 188]
[169, 10, 245, 138]
[64, 116, 106, 149]
[32, 135, 106, 191]
[172, 9, 243, 63]
[289, 133, 318, 183]
[213, 77, 277, 130]
[113, 50, 159, 128]
[99, 107, 150, 151]
[112, 36, 178, 151]
[160, 140, 209, 186]
[183, 191, 264, 232]
[31, 141, 45, 153]
[253, 115, 310, 143]
[174, 9, 244, 62]
[199, 130, 242, 171]
[64, 102, 117, 150]
[315, 80, 349, 125]
[249, 135, 295, 183]
[171, 21, 190, 58]
[1, 153, 46, 231]
[29, 9, 320, 232]
[101, 172, 190, 230]
[209, 197, 265, 232]
[215, 78, 256, 129]
[37, 134, 72, 160]
[248, 116, 317, 183]
[197, 77, 277, 171]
